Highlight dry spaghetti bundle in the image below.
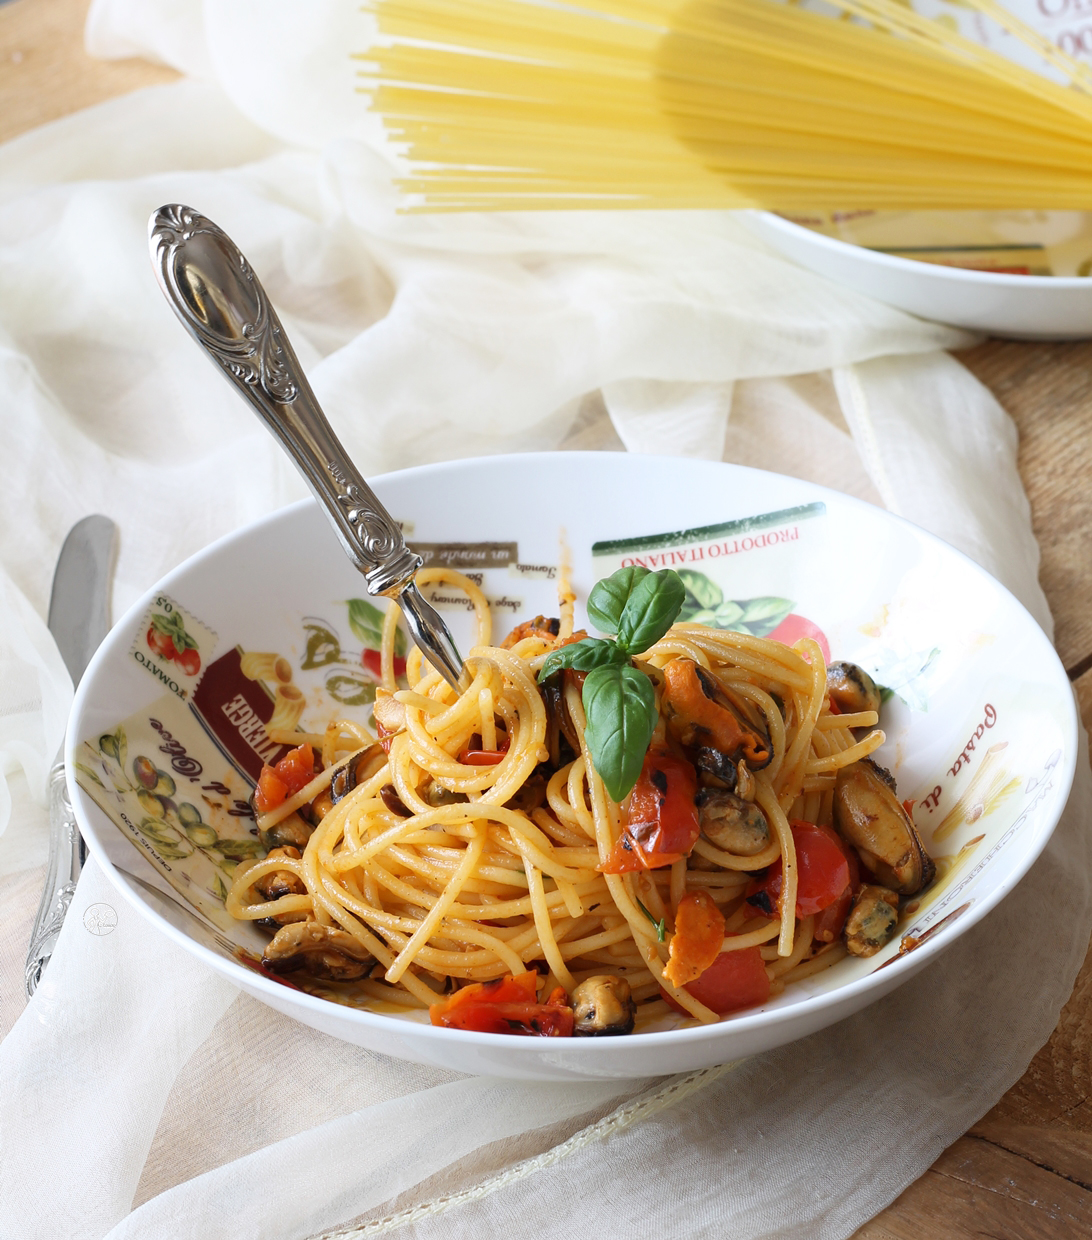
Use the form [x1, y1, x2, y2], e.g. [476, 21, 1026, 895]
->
[358, 0, 1092, 211]
[226, 569, 925, 1031]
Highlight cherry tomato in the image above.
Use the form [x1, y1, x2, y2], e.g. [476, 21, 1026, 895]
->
[175, 647, 201, 677]
[600, 744, 699, 873]
[662, 943, 771, 1016]
[813, 842, 860, 944]
[746, 820, 850, 919]
[147, 625, 177, 661]
[766, 614, 831, 664]
[254, 743, 316, 814]
[429, 972, 574, 1036]
[361, 648, 407, 679]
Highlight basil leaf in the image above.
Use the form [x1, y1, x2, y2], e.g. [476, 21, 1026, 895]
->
[538, 637, 627, 682]
[614, 569, 686, 655]
[587, 566, 650, 634]
[582, 663, 657, 803]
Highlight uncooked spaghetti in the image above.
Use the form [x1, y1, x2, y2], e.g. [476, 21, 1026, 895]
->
[357, 0, 1092, 212]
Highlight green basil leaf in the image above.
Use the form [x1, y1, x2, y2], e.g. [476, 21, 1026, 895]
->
[614, 569, 686, 655]
[582, 663, 657, 803]
[586, 566, 650, 634]
[538, 637, 627, 682]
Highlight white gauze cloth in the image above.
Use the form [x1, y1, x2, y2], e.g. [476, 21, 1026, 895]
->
[0, 3, 1088, 1238]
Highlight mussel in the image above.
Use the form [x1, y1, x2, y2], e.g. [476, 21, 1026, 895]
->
[661, 659, 772, 776]
[254, 845, 310, 930]
[827, 661, 882, 716]
[833, 758, 935, 895]
[261, 920, 374, 981]
[330, 743, 386, 804]
[844, 885, 900, 957]
[696, 789, 770, 856]
[571, 975, 636, 1036]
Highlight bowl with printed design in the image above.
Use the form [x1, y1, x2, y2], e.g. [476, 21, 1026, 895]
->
[67, 453, 1077, 1079]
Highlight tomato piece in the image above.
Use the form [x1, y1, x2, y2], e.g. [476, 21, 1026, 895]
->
[746, 820, 850, 919]
[662, 942, 771, 1016]
[664, 890, 725, 987]
[255, 744, 318, 816]
[599, 744, 699, 874]
[813, 842, 861, 943]
[147, 625, 177, 660]
[429, 972, 574, 1036]
[361, 648, 407, 679]
[176, 647, 201, 676]
[254, 765, 289, 814]
[766, 614, 831, 664]
[275, 743, 316, 797]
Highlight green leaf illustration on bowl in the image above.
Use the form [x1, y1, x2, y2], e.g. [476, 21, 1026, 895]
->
[301, 621, 342, 670]
[676, 571, 794, 639]
[217, 837, 265, 862]
[99, 727, 126, 768]
[348, 598, 407, 658]
[325, 671, 378, 707]
[74, 762, 105, 789]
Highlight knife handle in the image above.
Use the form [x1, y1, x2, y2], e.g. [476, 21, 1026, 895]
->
[25, 750, 83, 998]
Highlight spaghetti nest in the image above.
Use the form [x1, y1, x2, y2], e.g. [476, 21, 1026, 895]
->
[228, 568, 901, 1028]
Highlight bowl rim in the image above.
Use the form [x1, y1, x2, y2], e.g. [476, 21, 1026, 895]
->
[748, 209, 1092, 292]
[67, 451, 1080, 1058]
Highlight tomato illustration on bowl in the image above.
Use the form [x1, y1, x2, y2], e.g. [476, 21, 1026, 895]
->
[146, 611, 201, 676]
[766, 613, 831, 664]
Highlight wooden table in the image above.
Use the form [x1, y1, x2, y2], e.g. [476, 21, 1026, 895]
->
[3, 1, 1091, 1234]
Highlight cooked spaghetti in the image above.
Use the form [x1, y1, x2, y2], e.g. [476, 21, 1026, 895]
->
[228, 567, 933, 1033]
[358, 0, 1092, 212]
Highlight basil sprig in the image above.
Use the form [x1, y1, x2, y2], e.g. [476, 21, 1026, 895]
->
[537, 567, 685, 802]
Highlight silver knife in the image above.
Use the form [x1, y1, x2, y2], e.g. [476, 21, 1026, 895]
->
[25, 515, 117, 997]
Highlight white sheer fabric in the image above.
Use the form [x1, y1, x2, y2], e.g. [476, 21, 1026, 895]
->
[0, 4, 1088, 1237]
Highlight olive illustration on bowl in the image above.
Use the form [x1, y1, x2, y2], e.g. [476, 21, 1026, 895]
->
[177, 803, 218, 847]
[133, 756, 158, 790]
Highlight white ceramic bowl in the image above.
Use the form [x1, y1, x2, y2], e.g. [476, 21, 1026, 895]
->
[69, 453, 1077, 1079]
[745, 211, 1092, 339]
